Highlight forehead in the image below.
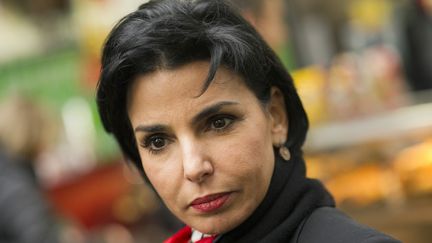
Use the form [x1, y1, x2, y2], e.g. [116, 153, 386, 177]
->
[131, 62, 222, 100]
[127, 61, 255, 123]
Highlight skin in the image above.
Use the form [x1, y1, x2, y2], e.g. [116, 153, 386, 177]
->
[127, 61, 288, 234]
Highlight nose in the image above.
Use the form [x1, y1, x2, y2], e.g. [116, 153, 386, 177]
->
[181, 139, 214, 183]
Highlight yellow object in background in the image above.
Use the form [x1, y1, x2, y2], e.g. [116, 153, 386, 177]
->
[348, 0, 392, 31]
[393, 140, 432, 196]
[292, 66, 328, 126]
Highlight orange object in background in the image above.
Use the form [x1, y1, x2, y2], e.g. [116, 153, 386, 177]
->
[393, 140, 432, 196]
[325, 162, 405, 207]
[46, 162, 132, 229]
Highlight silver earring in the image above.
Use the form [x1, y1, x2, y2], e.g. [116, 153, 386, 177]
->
[279, 144, 291, 161]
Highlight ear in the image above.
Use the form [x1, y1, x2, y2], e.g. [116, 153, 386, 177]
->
[268, 87, 288, 146]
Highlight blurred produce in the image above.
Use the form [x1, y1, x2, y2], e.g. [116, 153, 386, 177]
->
[306, 126, 432, 208]
[325, 163, 398, 206]
[306, 152, 403, 208]
[292, 45, 408, 126]
[393, 140, 432, 196]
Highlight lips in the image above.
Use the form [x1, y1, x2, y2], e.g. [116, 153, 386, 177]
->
[190, 192, 231, 213]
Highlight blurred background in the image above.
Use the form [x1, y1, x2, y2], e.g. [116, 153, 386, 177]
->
[0, 0, 431, 242]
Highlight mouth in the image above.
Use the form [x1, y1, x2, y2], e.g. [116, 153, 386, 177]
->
[190, 192, 232, 213]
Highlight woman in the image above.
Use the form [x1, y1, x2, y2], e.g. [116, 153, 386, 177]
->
[0, 95, 60, 243]
[96, 0, 401, 242]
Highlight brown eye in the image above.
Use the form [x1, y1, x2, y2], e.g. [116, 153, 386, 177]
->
[151, 137, 166, 149]
[210, 117, 233, 130]
[142, 134, 171, 154]
[213, 118, 226, 128]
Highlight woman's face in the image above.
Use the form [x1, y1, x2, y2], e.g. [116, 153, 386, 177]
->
[128, 61, 287, 234]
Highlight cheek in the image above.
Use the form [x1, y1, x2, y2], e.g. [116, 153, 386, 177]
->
[217, 127, 274, 179]
[244, 136, 274, 178]
[140, 155, 182, 205]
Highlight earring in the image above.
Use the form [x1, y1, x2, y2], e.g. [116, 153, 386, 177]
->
[279, 143, 291, 161]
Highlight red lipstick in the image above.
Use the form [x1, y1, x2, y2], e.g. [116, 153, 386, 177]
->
[190, 192, 231, 213]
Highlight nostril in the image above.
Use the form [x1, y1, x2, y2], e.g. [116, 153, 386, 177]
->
[184, 159, 214, 183]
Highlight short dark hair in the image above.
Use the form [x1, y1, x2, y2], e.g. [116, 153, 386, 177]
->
[96, 0, 308, 179]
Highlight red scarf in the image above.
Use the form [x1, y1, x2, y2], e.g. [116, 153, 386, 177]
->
[164, 226, 217, 243]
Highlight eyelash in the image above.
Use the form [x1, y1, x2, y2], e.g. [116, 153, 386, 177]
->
[205, 114, 237, 133]
[140, 114, 239, 155]
[141, 134, 172, 155]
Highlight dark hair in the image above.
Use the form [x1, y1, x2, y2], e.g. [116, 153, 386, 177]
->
[96, 0, 308, 179]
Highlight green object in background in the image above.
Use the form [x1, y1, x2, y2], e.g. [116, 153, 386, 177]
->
[0, 49, 79, 104]
[278, 42, 297, 72]
[0, 48, 120, 162]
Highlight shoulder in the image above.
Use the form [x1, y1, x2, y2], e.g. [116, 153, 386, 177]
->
[291, 207, 401, 243]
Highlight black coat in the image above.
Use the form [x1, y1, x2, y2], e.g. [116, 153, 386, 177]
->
[289, 207, 401, 243]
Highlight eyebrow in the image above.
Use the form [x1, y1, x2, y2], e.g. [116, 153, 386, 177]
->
[191, 101, 239, 125]
[134, 101, 239, 133]
[134, 124, 168, 133]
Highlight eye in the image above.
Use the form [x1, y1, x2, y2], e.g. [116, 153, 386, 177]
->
[142, 134, 171, 154]
[209, 116, 234, 131]
[150, 137, 166, 149]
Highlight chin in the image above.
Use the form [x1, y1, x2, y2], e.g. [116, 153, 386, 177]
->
[189, 211, 246, 235]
